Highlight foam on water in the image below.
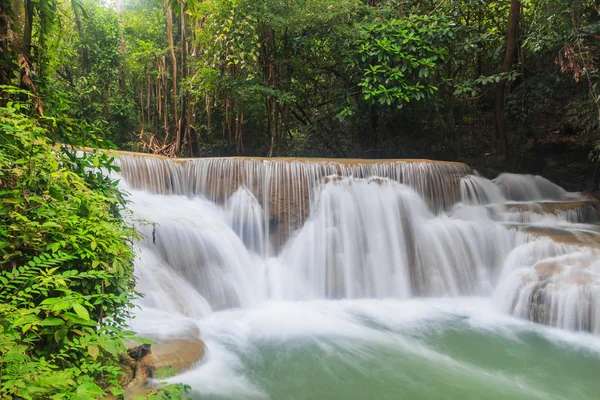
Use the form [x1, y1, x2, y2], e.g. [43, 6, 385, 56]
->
[130, 298, 600, 400]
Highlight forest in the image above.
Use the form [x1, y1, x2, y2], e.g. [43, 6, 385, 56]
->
[1, 0, 600, 398]
[1, 0, 600, 182]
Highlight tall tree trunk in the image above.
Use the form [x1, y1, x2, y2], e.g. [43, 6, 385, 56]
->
[72, 0, 89, 74]
[23, 0, 33, 57]
[117, 0, 126, 93]
[147, 74, 151, 127]
[139, 86, 144, 127]
[180, 1, 187, 154]
[494, 0, 520, 162]
[0, 0, 15, 86]
[166, 0, 179, 153]
[156, 56, 161, 125]
[162, 57, 169, 141]
[263, 28, 278, 157]
[19, 0, 36, 92]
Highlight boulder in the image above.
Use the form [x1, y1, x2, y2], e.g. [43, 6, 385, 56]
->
[116, 338, 206, 399]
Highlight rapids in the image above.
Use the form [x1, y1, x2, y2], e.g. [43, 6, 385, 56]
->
[114, 154, 600, 399]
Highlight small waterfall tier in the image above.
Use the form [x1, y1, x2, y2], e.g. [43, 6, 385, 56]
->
[496, 252, 600, 334]
[117, 153, 472, 250]
[110, 151, 600, 335]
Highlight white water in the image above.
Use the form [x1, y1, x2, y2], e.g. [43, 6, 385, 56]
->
[115, 155, 600, 399]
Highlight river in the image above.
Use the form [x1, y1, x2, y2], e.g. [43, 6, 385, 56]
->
[114, 154, 600, 399]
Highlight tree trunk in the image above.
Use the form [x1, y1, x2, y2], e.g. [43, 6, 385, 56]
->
[23, 0, 33, 57]
[0, 0, 14, 86]
[166, 1, 179, 153]
[139, 86, 144, 127]
[263, 28, 278, 157]
[117, 0, 126, 93]
[146, 74, 151, 127]
[494, 0, 520, 162]
[163, 57, 169, 141]
[19, 0, 36, 92]
[156, 56, 161, 124]
[72, 0, 89, 74]
[180, 1, 187, 155]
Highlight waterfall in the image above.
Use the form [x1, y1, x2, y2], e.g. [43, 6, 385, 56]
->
[111, 153, 600, 399]
[279, 177, 520, 299]
[492, 173, 580, 201]
[114, 153, 600, 334]
[117, 155, 471, 251]
[495, 251, 600, 334]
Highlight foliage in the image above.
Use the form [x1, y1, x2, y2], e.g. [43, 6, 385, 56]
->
[0, 95, 189, 398]
[2, 0, 600, 164]
[524, 0, 600, 154]
[1, 0, 600, 395]
[350, 13, 453, 107]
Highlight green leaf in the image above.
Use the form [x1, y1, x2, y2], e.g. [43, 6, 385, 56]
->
[54, 328, 68, 342]
[41, 317, 65, 326]
[76, 382, 105, 396]
[63, 312, 97, 326]
[101, 341, 118, 356]
[72, 303, 90, 321]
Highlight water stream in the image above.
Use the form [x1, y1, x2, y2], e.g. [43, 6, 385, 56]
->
[115, 154, 600, 399]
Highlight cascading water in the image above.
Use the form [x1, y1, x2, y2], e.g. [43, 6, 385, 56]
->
[114, 153, 600, 399]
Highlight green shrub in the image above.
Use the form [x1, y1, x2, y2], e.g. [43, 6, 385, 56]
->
[0, 96, 187, 398]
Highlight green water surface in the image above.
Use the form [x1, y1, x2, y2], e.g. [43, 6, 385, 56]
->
[187, 301, 600, 400]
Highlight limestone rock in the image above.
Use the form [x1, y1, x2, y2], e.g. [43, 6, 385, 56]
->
[116, 338, 206, 399]
[143, 338, 206, 373]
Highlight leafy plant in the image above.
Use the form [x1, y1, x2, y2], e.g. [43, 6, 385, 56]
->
[350, 13, 454, 107]
[0, 94, 189, 399]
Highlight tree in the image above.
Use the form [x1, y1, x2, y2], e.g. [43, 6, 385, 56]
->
[0, 0, 15, 86]
[3, 0, 599, 178]
[494, 0, 520, 161]
[348, 12, 453, 148]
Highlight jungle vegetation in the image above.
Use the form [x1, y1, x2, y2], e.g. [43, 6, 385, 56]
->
[0, 0, 599, 398]
[1, 0, 598, 168]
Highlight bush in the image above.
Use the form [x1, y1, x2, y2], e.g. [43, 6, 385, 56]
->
[0, 96, 187, 398]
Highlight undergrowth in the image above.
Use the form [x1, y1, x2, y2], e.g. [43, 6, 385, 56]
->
[0, 89, 189, 399]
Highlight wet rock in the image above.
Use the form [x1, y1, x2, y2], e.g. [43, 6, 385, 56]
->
[117, 338, 206, 399]
[117, 344, 152, 388]
[145, 339, 206, 373]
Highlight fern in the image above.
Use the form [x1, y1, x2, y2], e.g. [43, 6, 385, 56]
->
[0, 251, 76, 300]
